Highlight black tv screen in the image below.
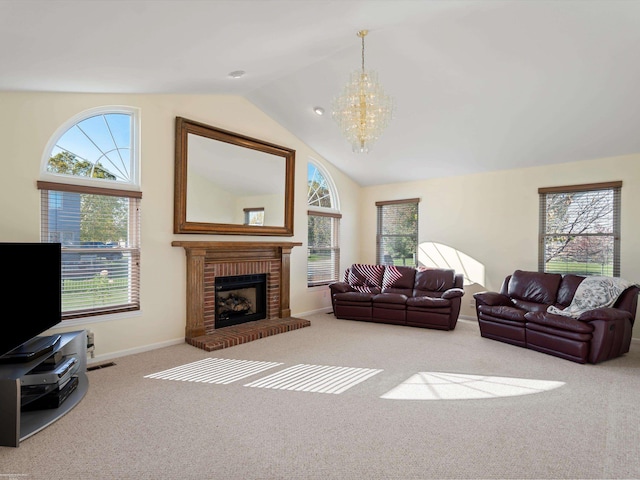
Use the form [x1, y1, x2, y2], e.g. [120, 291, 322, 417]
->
[0, 242, 62, 358]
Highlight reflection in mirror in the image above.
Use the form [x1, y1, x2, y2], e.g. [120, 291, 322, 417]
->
[186, 133, 285, 225]
[243, 208, 265, 226]
[174, 117, 295, 235]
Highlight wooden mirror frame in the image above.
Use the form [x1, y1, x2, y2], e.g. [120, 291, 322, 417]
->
[174, 117, 295, 236]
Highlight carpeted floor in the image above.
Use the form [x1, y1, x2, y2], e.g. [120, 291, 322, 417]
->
[1, 313, 639, 480]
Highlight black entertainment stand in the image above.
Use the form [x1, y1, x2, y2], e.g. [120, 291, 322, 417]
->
[0, 330, 88, 447]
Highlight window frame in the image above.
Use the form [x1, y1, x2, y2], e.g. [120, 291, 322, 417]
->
[39, 106, 142, 321]
[40, 105, 140, 190]
[376, 198, 420, 267]
[307, 160, 341, 287]
[538, 181, 621, 277]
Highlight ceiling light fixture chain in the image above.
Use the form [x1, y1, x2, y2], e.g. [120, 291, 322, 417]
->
[331, 29, 394, 154]
[359, 29, 367, 73]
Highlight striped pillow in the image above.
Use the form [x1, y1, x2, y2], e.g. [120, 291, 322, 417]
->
[382, 266, 416, 290]
[348, 264, 385, 288]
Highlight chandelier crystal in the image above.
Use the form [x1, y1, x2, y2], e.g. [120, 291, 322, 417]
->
[331, 30, 394, 154]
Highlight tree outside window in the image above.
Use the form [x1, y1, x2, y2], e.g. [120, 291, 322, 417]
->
[539, 182, 621, 277]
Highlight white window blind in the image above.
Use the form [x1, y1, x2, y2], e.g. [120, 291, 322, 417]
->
[308, 211, 341, 286]
[39, 181, 141, 319]
[539, 181, 621, 277]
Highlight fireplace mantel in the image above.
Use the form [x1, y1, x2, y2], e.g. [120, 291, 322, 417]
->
[172, 241, 302, 341]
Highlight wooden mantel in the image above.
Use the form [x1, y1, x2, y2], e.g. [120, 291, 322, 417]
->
[172, 241, 302, 340]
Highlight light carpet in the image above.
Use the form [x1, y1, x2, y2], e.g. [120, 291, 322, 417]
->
[1, 313, 639, 480]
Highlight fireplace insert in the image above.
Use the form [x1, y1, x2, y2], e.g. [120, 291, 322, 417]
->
[215, 274, 267, 328]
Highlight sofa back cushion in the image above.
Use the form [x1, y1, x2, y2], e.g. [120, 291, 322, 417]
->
[381, 266, 416, 295]
[555, 274, 585, 308]
[346, 264, 385, 293]
[413, 268, 455, 297]
[508, 270, 562, 305]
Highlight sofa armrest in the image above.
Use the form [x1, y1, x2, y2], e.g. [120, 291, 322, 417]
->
[442, 288, 465, 300]
[329, 282, 354, 295]
[578, 308, 632, 322]
[473, 291, 512, 307]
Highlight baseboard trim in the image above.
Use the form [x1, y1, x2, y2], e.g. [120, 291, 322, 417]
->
[87, 337, 186, 365]
[294, 307, 333, 317]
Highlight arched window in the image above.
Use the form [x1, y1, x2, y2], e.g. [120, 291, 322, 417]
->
[37, 106, 141, 320]
[307, 160, 341, 287]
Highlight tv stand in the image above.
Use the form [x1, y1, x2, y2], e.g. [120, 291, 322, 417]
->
[0, 330, 88, 447]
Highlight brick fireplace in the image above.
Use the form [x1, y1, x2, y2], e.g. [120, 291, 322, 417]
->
[172, 241, 309, 351]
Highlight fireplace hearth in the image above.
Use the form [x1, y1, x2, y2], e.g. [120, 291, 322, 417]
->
[215, 274, 266, 329]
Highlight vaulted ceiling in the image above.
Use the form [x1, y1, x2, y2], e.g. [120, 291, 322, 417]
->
[1, 0, 639, 186]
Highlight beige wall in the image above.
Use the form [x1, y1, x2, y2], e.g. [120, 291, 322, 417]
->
[359, 155, 640, 337]
[1, 90, 637, 359]
[0, 92, 360, 361]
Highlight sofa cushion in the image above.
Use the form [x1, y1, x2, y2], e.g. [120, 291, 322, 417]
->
[555, 275, 585, 308]
[406, 296, 451, 309]
[478, 305, 527, 322]
[348, 264, 385, 288]
[334, 291, 374, 304]
[511, 299, 550, 313]
[373, 293, 408, 305]
[351, 285, 382, 294]
[413, 268, 455, 296]
[382, 266, 416, 290]
[508, 270, 561, 305]
[524, 312, 595, 334]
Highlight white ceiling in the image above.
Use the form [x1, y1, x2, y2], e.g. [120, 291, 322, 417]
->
[2, 0, 639, 187]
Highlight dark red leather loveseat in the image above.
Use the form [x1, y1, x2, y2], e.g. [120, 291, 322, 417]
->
[474, 270, 639, 364]
[329, 264, 465, 330]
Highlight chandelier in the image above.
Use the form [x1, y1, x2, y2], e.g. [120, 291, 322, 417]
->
[331, 30, 394, 154]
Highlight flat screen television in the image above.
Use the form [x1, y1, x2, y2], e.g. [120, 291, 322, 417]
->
[0, 242, 62, 360]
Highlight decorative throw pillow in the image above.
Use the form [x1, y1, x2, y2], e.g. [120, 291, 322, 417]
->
[348, 264, 384, 288]
[382, 266, 415, 290]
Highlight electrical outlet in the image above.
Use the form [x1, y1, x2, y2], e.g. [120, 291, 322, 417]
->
[86, 331, 95, 359]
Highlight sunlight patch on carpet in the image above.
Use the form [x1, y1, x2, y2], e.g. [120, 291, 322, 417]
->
[244, 364, 383, 394]
[380, 372, 565, 400]
[144, 358, 283, 384]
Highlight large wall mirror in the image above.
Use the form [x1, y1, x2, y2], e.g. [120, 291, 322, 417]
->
[174, 117, 295, 235]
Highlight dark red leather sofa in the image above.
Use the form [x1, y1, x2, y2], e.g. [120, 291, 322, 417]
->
[329, 264, 465, 330]
[474, 270, 639, 364]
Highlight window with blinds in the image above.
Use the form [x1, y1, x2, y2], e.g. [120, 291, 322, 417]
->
[308, 211, 341, 286]
[38, 106, 141, 319]
[39, 182, 141, 318]
[539, 181, 621, 277]
[307, 161, 340, 286]
[376, 199, 419, 266]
